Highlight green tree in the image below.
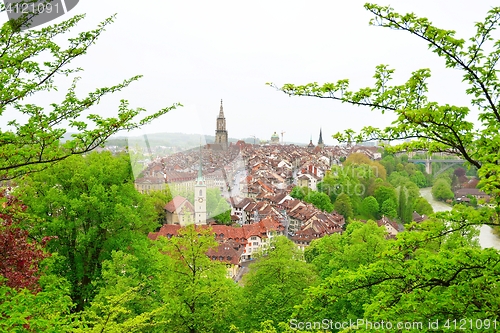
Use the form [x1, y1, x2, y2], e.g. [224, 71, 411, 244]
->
[373, 185, 397, 209]
[334, 193, 353, 221]
[300, 221, 388, 324]
[156, 224, 239, 333]
[16, 152, 157, 311]
[414, 197, 434, 217]
[296, 207, 491, 329]
[213, 199, 232, 225]
[270, 3, 500, 218]
[380, 199, 397, 219]
[360, 196, 379, 219]
[410, 170, 428, 188]
[290, 186, 310, 200]
[397, 186, 413, 223]
[239, 236, 318, 331]
[304, 191, 334, 213]
[0, 11, 179, 181]
[0, 274, 74, 332]
[432, 178, 454, 201]
[145, 189, 173, 225]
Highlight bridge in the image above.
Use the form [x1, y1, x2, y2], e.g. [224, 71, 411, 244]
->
[408, 158, 465, 175]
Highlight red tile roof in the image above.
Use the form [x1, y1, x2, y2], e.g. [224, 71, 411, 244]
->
[164, 196, 192, 213]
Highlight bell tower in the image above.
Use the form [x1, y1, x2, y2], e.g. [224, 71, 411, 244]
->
[215, 99, 228, 150]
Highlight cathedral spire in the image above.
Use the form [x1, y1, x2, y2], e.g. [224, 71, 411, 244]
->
[219, 99, 224, 118]
[318, 128, 324, 148]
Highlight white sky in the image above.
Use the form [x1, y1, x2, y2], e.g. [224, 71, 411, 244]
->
[1, 0, 497, 145]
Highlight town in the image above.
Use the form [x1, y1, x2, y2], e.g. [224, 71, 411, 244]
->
[133, 100, 492, 280]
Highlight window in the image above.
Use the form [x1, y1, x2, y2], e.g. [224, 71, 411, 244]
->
[250, 236, 257, 241]
[253, 242, 258, 246]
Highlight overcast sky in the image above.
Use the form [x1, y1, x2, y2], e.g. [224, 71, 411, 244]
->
[2, 0, 497, 145]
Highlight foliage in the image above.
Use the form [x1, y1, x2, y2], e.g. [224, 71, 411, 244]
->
[296, 206, 494, 331]
[202, 188, 232, 224]
[414, 197, 434, 217]
[334, 193, 353, 220]
[373, 185, 397, 209]
[73, 286, 165, 333]
[213, 199, 232, 224]
[410, 170, 428, 188]
[270, 3, 500, 219]
[0, 12, 180, 181]
[290, 186, 310, 200]
[0, 274, 73, 332]
[304, 191, 334, 213]
[380, 199, 397, 219]
[397, 186, 413, 223]
[16, 152, 158, 311]
[156, 224, 239, 333]
[91, 237, 167, 328]
[432, 178, 454, 201]
[0, 191, 50, 291]
[144, 189, 173, 225]
[360, 196, 379, 219]
[300, 221, 388, 325]
[239, 237, 318, 331]
[344, 153, 387, 180]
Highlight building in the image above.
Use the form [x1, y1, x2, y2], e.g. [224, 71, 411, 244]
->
[270, 132, 280, 145]
[307, 136, 315, 150]
[164, 196, 195, 225]
[214, 99, 229, 150]
[317, 128, 324, 149]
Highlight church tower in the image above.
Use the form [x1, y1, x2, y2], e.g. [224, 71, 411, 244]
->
[215, 99, 228, 150]
[317, 128, 324, 149]
[194, 147, 207, 225]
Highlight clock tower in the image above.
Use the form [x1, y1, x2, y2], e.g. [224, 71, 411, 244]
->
[194, 148, 207, 224]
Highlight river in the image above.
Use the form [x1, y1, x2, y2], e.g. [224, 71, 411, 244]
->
[419, 187, 500, 250]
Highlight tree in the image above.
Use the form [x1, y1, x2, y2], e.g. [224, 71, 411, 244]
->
[432, 178, 454, 201]
[380, 199, 397, 219]
[78, 238, 169, 332]
[290, 186, 309, 200]
[156, 224, 239, 333]
[414, 197, 434, 217]
[144, 189, 173, 225]
[213, 199, 232, 225]
[410, 170, 428, 188]
[0, 9, 180, 181]
[16, 152, 158, 311]
[299, 221, 388, 324]
[296, 207, 494, 329]
[239, 237, 318, 331]
[334, 193, 353, 220]
[397, 186, 413, 223]
[304, 191, 334, 213]
[0, 190, 49, 291]
[360, 196, 379, 219]
[374, 185, 397, 209]
[270, 3, 500, 219]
